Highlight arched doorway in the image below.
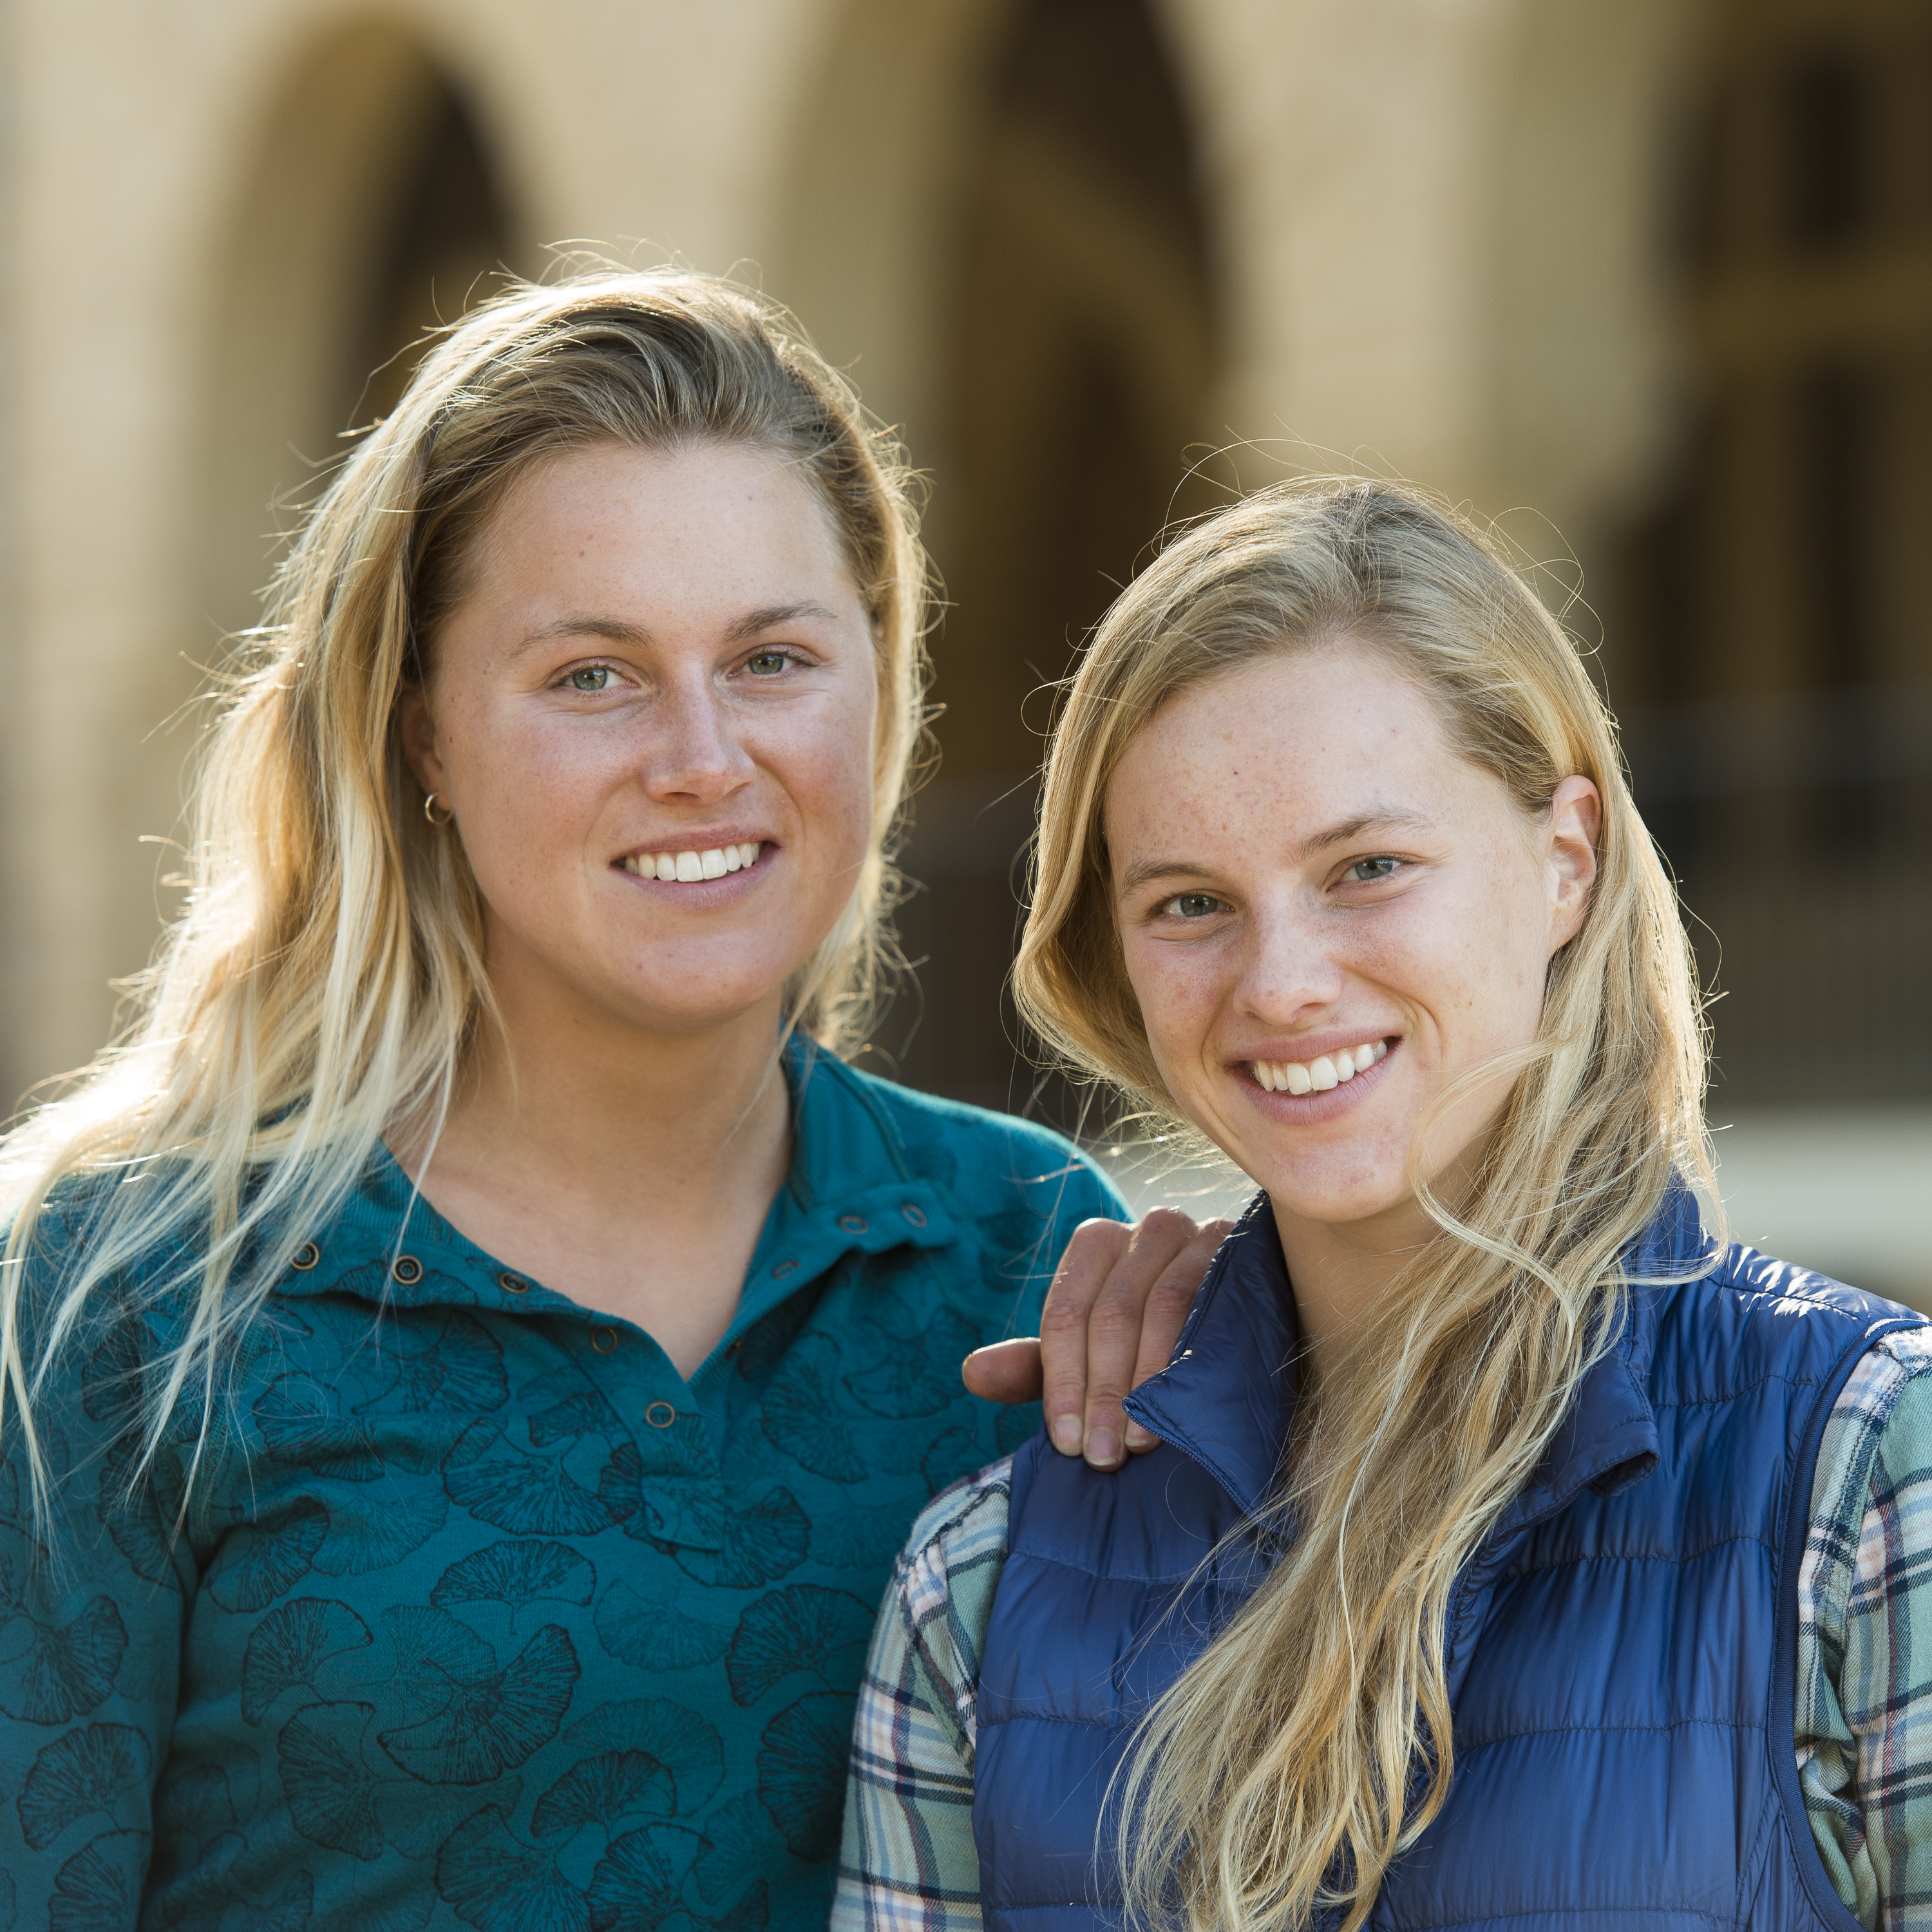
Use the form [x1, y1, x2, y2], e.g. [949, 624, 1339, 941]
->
[884, 0, 1220, 1119]
[201, 20, 523, 647]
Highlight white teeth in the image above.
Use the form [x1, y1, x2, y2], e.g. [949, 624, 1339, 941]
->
[1250, 1039, 1390, 1097]
[1309, 1056, 1338, 1092]
[1336, 1050, 1356, 1080]
[1285, 1062, 1314, 1095]
[626, 840, 764, 883]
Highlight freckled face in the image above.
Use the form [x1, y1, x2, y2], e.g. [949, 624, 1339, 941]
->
[1104, 641, 1591, 1232]
[402, 440, 879, 1037]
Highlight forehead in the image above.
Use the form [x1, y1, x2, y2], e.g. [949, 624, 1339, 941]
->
[1103, 642, 1475, 855]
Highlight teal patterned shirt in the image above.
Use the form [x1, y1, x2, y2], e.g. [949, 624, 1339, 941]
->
[0, 1043, 1124, 1932]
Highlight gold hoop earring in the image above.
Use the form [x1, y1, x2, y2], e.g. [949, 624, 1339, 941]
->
[424, 793, 454, 827]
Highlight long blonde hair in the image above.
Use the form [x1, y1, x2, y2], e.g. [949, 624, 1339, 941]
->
[0, 267, 930, 1520]
[1013, 477, 1712, 1931]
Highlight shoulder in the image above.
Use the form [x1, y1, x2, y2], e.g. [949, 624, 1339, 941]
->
[823, 1054, 1128, 1232]
[1671, 1240, 1924, 1361]
[888, 1457, 1016, 1662]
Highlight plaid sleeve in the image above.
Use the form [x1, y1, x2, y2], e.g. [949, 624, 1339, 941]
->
[1799, 1325, 1932, 1930]
[833, 1459, 1014, 1932]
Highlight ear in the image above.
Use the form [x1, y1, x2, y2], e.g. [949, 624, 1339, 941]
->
[396, 682, 447, 802]
[1544, 775, 1601, 953]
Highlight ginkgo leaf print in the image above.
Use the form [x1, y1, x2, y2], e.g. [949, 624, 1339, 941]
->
[278, 1700, 383, 1861]
[377, 1605, 497, 1712]
[755, 1692, 856, 1860]
[564, 1698, 723, 1814]
[95, 1440, 183, 1593]
[374, 1774, 522, 1861]
[365, 1312, 509, 1417]
[435, 1806, 589, 1932]
[809, 1499, 902, 1575]
[242, 1599, 375, 1724]
[583, 1823, 705, 1932]
[920, 1425, 981, 1499]
[431, 1541, 596, 1629]
[206, 1497, 328, 1613]
[842, 1307, 980, 1419]
[756, 1338, 866, 1482]
[308, 1488, 448, 1578]
[594, 1580, 731, 1673]
[724, 1587, 873, 1707]
[78, 1321, 142, 1430]
[257, 1869, 316, 1932]
[18, 1724, 151, 1850]
[531, 1750, 675, 1840]
[645, 1488, 809, 1591]
[525, 1385, 623, 1449]
[142, 1823, 243, 1929]
[690, 1796, 779, 1913]
[705, 1882, 770, 1932]
[444, 1426, 614, 1539]
[152, 1759, 238, 1845]
[253, 1376, 384, 1482]
[0, 1596, 128, 1724]
[48, 1829, 147, 1932]
[379, 1624, 580, 1785]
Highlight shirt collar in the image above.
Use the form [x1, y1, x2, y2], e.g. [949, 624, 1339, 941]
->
[1123, 1181, 1715, 1522]
[274, 1034, 958, 1314]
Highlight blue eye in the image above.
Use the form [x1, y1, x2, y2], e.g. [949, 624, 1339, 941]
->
[1346, 857, 1400, 883]
[745, 650, 791, 677]
[1164, 893, 1225, 920]
[568, 666, 612, 692]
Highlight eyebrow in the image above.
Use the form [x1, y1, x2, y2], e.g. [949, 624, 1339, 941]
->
[1113, 810, 1437, 899]
[509, 600, 844, 659]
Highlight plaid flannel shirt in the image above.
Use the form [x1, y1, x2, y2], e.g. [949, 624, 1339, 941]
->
[837, 1326, 1932, 1932]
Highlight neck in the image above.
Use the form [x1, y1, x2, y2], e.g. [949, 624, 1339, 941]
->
[1272, 1195, 1438, 1387]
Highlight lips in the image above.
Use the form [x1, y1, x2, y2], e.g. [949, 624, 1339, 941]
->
[618, 840, 762, 883]
[1249, 1037, 1392, 1094]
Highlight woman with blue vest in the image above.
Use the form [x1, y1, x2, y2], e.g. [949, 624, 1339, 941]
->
[838, 477, 1932, 1930]
[0, 267, 1218, 1931]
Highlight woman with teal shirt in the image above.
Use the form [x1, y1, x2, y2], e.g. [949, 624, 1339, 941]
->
[0, 270, 1213, 1930]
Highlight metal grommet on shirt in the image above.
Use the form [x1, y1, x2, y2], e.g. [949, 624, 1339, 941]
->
[645, 1401, 676, 1429]
[591, 1327, 618, 1354]
[498, 1271, 529, 1295]
[838, 1214, 869, 1234]
[772, 1258, 798, 1278]
[392, 1255, 423, 1285]
[900, 1204, 927, 1228]
[290, 1242, 320, 1272]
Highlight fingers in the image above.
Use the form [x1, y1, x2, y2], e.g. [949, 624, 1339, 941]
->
[960, 1337, 1043, 1405]
[1039, 1218, 1132, 1460]
[1040, 1209, 1226, 1470]
[1121, 1218, 1233, 1452]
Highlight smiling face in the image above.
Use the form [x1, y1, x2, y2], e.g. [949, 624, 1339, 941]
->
[1105, 639, 1598, 1248]
[399, 439, 879, 1042]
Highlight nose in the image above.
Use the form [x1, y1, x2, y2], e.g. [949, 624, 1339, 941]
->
[641, 678, 757, 804]
[1235, 900, 1347, 1026]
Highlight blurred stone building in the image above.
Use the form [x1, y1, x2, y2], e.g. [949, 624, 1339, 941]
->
[1, 0, 1927, 1290]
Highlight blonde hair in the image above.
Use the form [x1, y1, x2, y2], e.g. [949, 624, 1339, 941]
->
[0, 267, 929, 1520]
[1013, 477, 1712, 1931]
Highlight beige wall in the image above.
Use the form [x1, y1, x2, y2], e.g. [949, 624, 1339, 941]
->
[0, 0, 1692, 1100]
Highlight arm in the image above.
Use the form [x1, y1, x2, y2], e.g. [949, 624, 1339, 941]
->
[1796, 1327, 1932, 1931]
[0, 1306, 192, 1931]
[835, 1466, 1014, 1931]
[963, 1209, 1233, 1468]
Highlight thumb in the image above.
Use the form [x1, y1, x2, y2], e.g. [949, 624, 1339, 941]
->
[960, 1336, 1045, 1404]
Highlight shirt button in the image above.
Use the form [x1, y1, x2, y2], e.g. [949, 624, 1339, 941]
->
[290, 1242, 321, 1272]
[645, 1401, 676, 1429]
[838, 1214, 869, 1234]
[591, 1327, 618, 1354]
[392, 1255, 423, 1285]
[772, 1259, 798, 1278]
[901, 1204, 927, 1228]
[498, 1271, 529, 1295]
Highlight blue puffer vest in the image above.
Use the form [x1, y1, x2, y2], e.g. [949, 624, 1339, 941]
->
[973, 1188, 1922, 1930]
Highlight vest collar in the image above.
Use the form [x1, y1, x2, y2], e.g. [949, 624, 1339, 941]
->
[1122, 1180, 1718, 1523]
